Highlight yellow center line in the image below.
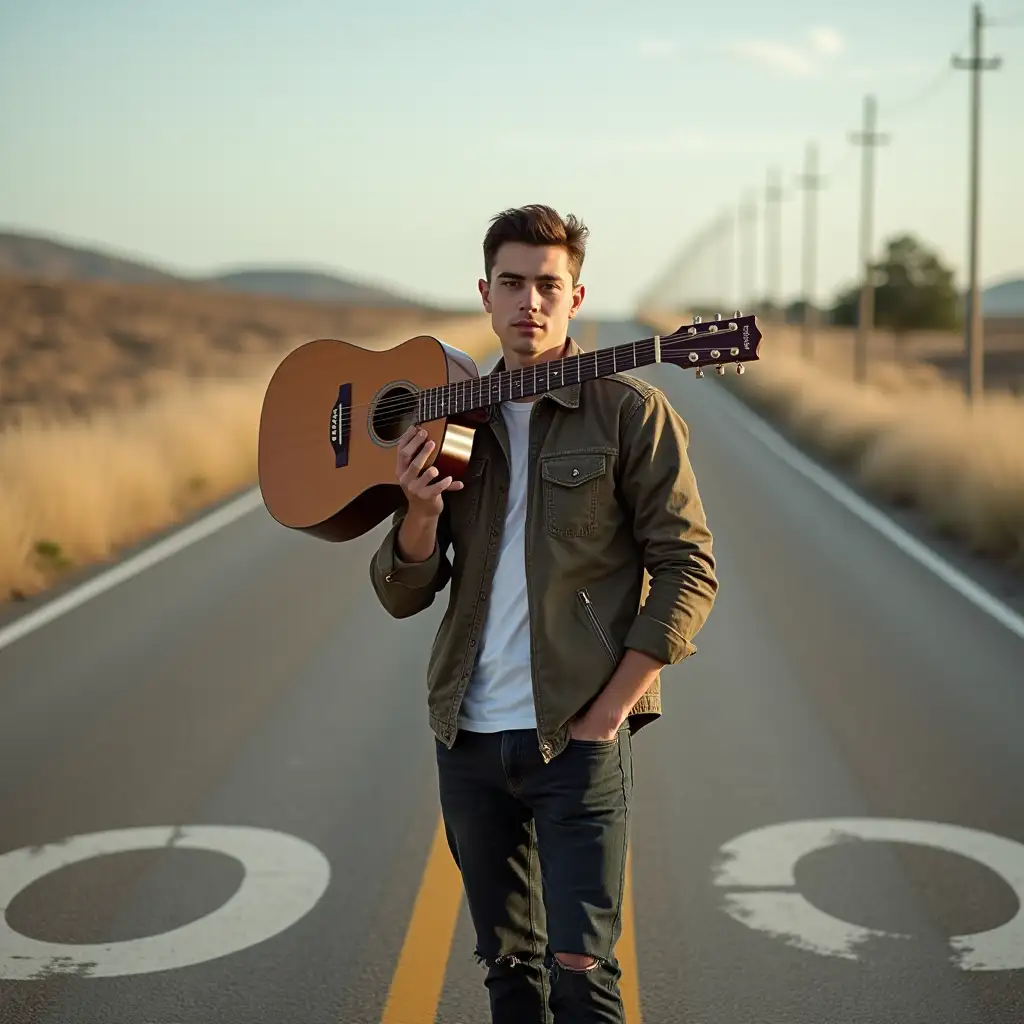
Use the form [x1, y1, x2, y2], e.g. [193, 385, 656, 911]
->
[619, 847, 644, 1022]
[380, 813, 643, 1023]
[379, 814, 464, 1024]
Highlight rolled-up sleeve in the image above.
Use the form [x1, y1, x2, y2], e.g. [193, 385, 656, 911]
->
[369, 509, 452, 618]
[618, 388, 718, 664]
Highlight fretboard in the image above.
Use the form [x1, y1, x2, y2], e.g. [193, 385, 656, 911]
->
[417, 335, 659, 422]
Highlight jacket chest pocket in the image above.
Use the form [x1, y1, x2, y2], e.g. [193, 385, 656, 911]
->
[540, 451, 609, 538]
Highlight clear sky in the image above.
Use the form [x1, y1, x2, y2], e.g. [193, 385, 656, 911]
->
[2, 0, 1021, 316]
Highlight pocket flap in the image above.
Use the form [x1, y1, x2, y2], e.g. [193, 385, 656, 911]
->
[541, 453, 607, 487]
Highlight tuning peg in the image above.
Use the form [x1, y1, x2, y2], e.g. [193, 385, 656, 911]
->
[736, 364, 745, 374]
[714, 312, 723, 321]
[716, 364, 725, 375]
[695, 368, 705, 378]
[693, 315, 702, 324]
[734, 310, 742, 317]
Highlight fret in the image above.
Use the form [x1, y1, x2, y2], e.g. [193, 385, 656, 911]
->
[427, 331, 674, 420]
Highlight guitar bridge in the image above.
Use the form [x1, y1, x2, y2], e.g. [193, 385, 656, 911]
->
[330, 383, 352, 468]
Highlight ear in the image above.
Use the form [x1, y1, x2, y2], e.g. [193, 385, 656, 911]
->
[568, 282, 585, 319]
[478, 277, 491, 312]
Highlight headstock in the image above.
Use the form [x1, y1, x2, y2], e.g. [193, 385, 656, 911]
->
[659, 312, 762, 377]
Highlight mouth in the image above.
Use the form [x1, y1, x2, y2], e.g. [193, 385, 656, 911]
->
[513, 320, 542, 330]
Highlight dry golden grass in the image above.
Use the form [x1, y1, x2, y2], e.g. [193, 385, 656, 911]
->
[639, 309, 1024, 572]
[0, 273, 499, 603]
[0, 272, 475, 429]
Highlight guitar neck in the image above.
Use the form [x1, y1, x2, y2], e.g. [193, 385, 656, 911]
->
[418, 334, 661, 422]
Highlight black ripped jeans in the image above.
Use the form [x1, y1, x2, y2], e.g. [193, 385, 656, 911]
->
[435, 725, 633, 1024]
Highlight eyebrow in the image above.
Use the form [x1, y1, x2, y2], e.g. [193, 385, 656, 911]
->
[496, 272, 563, 283]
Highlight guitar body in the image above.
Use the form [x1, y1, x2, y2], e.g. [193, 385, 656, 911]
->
[258, 312, 762, 545]
[258, 333, 487, 542]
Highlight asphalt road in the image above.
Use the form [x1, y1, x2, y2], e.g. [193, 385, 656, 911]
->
[2, 319, 1023, 1023]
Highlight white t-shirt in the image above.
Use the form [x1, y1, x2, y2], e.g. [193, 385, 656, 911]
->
[457, 399, 537, 732]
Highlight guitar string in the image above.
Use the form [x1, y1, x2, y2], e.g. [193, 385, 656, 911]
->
[327, 330, 745, 432]
[345, 343, 671, 431]
[364, 340, 661, 422]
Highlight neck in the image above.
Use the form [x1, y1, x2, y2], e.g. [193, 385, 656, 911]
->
[416, 330, 664, 422]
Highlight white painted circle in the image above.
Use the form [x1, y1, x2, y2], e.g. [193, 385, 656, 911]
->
[712, 817, 1024, 972]
[0, 825, 331, 980]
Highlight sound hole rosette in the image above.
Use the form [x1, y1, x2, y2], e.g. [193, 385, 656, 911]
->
[368, 379, 421, 446]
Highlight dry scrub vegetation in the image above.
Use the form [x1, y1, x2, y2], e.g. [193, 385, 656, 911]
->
[640, 310, 1024, 574]
[0, 273, 499, 603]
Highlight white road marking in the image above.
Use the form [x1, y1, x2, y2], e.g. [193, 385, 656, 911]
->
[709, 382, 1024, 643]
[0, 488, 265, 654]
[712, 817, 1024, 971]
[0, 824, 331, 979]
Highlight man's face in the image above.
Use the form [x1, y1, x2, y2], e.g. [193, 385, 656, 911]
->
[478, 242, 584, 368]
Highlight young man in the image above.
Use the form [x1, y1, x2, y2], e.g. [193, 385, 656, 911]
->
[370, 204, 718, 1022]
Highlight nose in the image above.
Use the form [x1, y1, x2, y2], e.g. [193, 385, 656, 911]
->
[519, 286, 542, 312]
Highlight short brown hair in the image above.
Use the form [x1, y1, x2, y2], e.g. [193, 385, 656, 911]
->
[482, 204, 589, 284]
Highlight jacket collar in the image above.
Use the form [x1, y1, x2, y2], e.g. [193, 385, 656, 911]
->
[486, 335, 584, 418]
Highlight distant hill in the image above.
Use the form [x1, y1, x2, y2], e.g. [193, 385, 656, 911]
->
[204, 268, 415, 306]
[0, 232, 178, 287]
[0, 230, 435, 309]
[982, 277, 1024, 317]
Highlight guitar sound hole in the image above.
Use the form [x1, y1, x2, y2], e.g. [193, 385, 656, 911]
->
[371, 384, 419, 443]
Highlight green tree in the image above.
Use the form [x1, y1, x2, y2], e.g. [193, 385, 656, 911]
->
[830, 233, 961, 333]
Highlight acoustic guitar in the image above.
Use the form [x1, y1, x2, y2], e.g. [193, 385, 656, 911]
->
[257, 313, 762, 542]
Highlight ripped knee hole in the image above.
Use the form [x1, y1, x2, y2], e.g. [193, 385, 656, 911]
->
[553, 952, 600, 972]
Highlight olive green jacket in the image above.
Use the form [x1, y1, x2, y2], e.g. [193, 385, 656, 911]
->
[369, 336, 718, 762]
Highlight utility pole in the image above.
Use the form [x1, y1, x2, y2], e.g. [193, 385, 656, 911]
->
[795, 142, 826, 360]
[738, 191, 757, 311]
[716, 207, 736, 313]
[849, 94, 889, 384]
[764, 166, 784, 320]
[953, 2, 1002, 404]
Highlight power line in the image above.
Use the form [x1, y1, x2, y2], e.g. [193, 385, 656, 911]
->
[986, 6, 1024, 25]
[953, 1, 1003, 404]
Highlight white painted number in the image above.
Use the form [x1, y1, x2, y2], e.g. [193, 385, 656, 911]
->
[0, 825, 331, 979]
[713, 817, 1024, 971]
